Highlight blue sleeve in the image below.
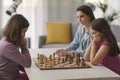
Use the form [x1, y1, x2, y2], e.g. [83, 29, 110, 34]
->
[65, 25, 82, 51]
[70, 34, 91, 57]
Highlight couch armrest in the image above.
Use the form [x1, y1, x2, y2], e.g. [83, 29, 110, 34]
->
[117, 42, 120, 49]
[39, 35, 46, 48]
[26, 37, 31, 48]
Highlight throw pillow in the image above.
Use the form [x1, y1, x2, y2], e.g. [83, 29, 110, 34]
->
[45, 22, 71, 44]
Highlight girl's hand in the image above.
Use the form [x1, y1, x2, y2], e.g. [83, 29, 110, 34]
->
[91, 35, 101, 45]
[20, 38, 27, 47]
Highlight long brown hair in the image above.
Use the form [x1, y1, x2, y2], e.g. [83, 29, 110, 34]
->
[91, 18, 120, 56]
[3, 14, 29, 47]
[76, 5, 95, 22]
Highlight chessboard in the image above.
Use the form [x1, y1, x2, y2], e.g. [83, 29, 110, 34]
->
[33, 53, 91, 70]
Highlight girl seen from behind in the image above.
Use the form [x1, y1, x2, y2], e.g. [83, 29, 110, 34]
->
[84, 18, 120, 75]
[0, 14, 31, 80]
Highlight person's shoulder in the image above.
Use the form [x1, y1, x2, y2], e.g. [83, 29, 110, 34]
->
[0, 38, 11, 54]
[0, 38, 15, 48]
[78, 24, 83, 28]
[77, 24, 83, 31]
[100, 39, 110, 46]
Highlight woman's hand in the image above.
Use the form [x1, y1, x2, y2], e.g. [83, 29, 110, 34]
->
[55, 50, 73, 57]
[56, 49, 64, 54]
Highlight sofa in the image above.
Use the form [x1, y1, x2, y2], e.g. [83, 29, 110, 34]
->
[39, 22, 120, 49]
[39, 22, 79, 48]
[111, 24, 120, 42]
[111, 24, 120, 50]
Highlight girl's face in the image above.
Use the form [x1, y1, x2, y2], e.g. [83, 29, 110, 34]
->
[76, 11, 91, 25]
[90, 28, 102, 38]
[21, 28, 28, 38]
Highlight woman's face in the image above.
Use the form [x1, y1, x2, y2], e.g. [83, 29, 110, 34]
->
[21, 28, 28, 38]
[90, 28, 102, 38]
[76, 11, 91, 25]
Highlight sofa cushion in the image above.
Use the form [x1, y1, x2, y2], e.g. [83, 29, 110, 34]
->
[45, 22, 71, 44]
[42, 44, 69, 48]
[71, 22, 79, 40]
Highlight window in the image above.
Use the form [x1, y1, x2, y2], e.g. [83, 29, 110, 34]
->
[1, 0, 45, 49]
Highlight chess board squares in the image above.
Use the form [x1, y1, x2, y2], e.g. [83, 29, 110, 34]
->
[35, 53, 90, 70]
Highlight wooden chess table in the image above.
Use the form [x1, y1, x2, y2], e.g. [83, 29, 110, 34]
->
[33, 53, 91, 70]
[25, 48, 120, 80]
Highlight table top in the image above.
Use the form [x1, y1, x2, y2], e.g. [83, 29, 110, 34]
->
[25, 48, 120, 80]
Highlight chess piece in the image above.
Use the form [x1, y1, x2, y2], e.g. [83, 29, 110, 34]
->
[37, 53, 39, 59]
[75, 53, 81, 66]
[78, 53, 80, 58]
[39, 54, 46, 64]
[49, 61, 53, 68]
[43, 57, 47, 63]
[76, 58, 79, 66]
[65, 55, 68, 61]
[53, 53, 55, 60]
[80, 58, 85, 66]
[57, 54, 61, 64]
[49, 55, 52, 61]
[62, 58, 65, 63]
[68, 56, 72, 64]
[52, 59, 56, 66]
[72, 52, 75, 58]
[37, 54, 41, 64]
[43, 60, 47, 68]
[58, 54, 60, 60]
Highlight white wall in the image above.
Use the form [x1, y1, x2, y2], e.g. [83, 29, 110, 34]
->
[0, 0, 3, 36]
[43, 0, 84, 36]
[4, 0, 120, 49]
[108, 0, 120, 11]
[107, 0, 120, 25]
[39, 0, 84, 43]
[47, 0, 84, 22]
[0, 0, 1, 28]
